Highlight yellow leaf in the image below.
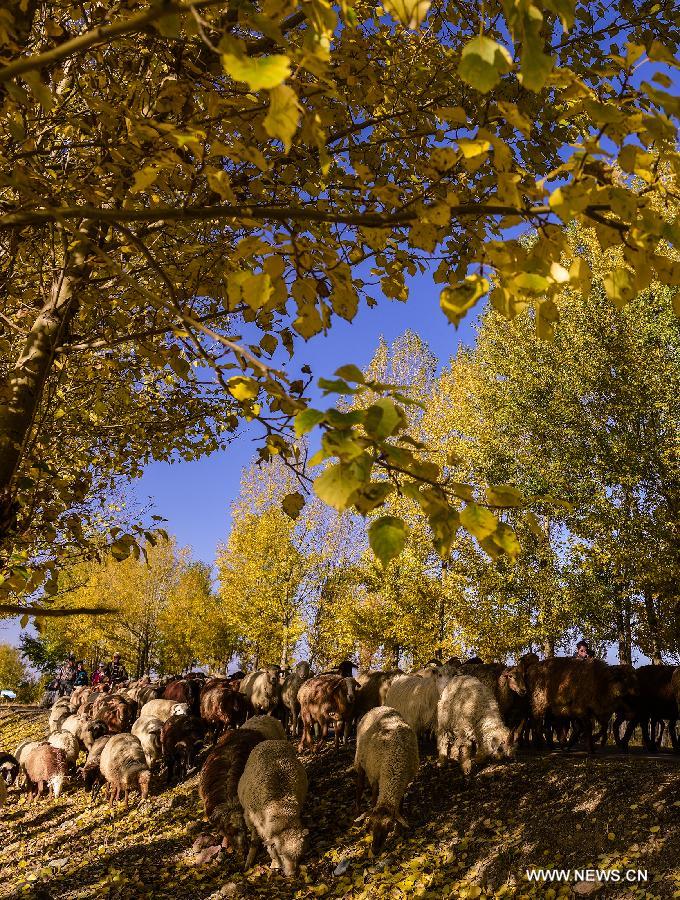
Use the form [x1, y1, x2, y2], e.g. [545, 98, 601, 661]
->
[440, 275, 489, 326]
[221, 53, 291, 91]
[603, 267, 636, 308]
[264, 85, 301, 153]
[227, 377, 259, 402]
[382, 0, 431, 29]
[458, 138, 491, 159]
[227, 271, 273, 311]
[460, 502, 498, 540]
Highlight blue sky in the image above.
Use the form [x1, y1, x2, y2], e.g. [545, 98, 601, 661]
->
[132, 274, 477, 568]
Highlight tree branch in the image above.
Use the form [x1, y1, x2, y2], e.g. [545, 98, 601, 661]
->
[0, 201, 570, 230]
[0, 0, 228, 83]
[0, 603, 114, 616]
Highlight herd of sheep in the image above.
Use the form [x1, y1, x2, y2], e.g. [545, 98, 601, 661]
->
[1, 653, 679, 876]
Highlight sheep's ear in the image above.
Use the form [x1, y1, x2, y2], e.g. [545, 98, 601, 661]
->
[301, 828, 310, 837]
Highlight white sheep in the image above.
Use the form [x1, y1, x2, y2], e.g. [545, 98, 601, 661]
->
[49, 699, 71, 734]
[237, 739, 308, 876]
[99, 733, 151, 806]
[13, 740, 43, 786]
[384, 674, 443, 736]
[242, 715, 287, 742]
[48, 730, 82, 767]
[354, 706, 419, 852]
[61, 713, 85, 740]
[139, 699, 190, 722]
[436, 674, 513, 774]
[240, 668, 281, 714]
[131, 716, 163, 768]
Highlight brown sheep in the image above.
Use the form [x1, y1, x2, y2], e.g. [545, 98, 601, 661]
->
[198, 728, 265, 854]
[353, 670, 404, 725]
[24, 744, 68, 800]
[161, 714, 207, 783]
[526, 658, 639, 753]
[200, 682, 250, 739]
[297, 674, 355, 752]
[90, 693, 136, 733]
[614, 665, 678, 752]
[163, 678, 201, 715]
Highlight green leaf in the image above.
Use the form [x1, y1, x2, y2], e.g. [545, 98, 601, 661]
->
[369, 516, 409, 566]
[295, 408, 326, 437]
[486, 484, 524, 507]
[334, 364, 365, 382]
[460, 502, 498, 540]
[222, 53, 291, 91]
[353, 482, 394, 514]
[490, 522, 521, 561]
[313, 462, 364, 511]
[364, 398, 406, 439]
[110, 538, 133, 561]
[282, 491, 305, 519]
[458, 36, 513, 93]
[519, 47, 553, 92]
[264, 85, 300, 152]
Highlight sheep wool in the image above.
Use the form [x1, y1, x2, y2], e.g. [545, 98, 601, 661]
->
[237, 739, 308, 876]
[436, 675, 511, 774]
[354, 706, 419, 852]
[242, 715, 287, 742]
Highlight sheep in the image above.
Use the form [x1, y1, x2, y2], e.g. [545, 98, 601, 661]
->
[24, 743, 68, 800]
[162, 678, 201, 715]
[237, 739, 308, 875]
[49, 699, 71, 733]
[130, 683, 162, 707]
[80, 735, 112, 798]
[139, 698, 190, 722]
[461, 662, 529, 744]
[81, 719, 109, 751]
[240, 668, 282, 715]
[14, 740, 43, 784]
[161, 714, 206, 782]
[353, 671, 403, 724]
[280, 661, 311, 737]
[0, 752, 20, 786]
[131, 716, 164, 769]
[99, 733, 151, 807]
[69, 686, 96, 713]
[354, 706, 419, 852]
[48, 730, 82, 768]
[242, 715, 287, 742]
[199, 729, 265, 854]
[614, 664, 677, 752]
[0, 770, 6, 807]
[90, 693, 136, 733]
[524, 658, 639, 753]
[200, 681, 249, 739]
[384, 673, 443, 737]
[297, 674, 355, 752]
[436, 675, 513, 774]
[61, 713, 86, 740]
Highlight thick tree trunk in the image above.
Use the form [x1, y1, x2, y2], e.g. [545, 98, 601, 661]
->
[542, 638, 555, 658]
[0, 248, 88, 540]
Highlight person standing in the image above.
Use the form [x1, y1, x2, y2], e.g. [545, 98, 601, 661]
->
[57, 654, 77, 696]
[104, 652, 128, 685]
[73, 661, 89, 687]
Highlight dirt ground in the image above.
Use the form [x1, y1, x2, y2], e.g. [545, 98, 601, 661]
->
[1, 707, 679, 900]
